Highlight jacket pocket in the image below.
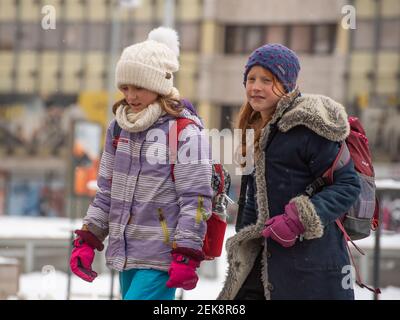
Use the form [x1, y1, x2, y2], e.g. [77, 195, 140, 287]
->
[291, 234, 344, 271]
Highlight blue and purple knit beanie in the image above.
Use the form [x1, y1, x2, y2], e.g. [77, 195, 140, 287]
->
[243, 43, 300, 93]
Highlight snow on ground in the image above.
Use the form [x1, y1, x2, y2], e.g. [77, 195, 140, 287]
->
[0, 217, 81, 239]
[16, 271, 121, 300]
[11, 225, 400, 300]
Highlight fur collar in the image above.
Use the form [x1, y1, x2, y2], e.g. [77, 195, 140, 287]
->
[277, 93, 350, 142]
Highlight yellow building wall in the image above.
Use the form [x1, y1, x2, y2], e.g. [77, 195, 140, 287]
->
[201, 21, 218, 55]
[84, 52, 106, 91]
[0, 0, 16, 21]
[355, 0, 375, 18]
[350, 52, 399, 100]
[198, 20, 219, 128]
[40, 51, 59, 95]
[62, 53, 83, 94]
[382, 0, 400, 17]
[65, 0, 85, 21]
[20, 0, 41, 22]
[336, 24, 349, 55]
[377, 52, 399, 95]
[133, 0, 154, 21]
[155, 0, 165, 22]
[87, 0, 108, 21]
[349, 53, 374, 99]
[177, 52, 198, 100]
[0, 51, 14, 92]
[178, 0, 201, 21]
[16, 51, 37, 93]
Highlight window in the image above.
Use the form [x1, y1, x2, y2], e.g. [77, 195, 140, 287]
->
[312, 24, 336, 54]
[20, 23, 40, 50]
[225, 26, 244, 54]
[265, 26, 287, 46]
[225, 24, 336, 55]
[41, 22, 63, 50]
[120, 22, 135, 50]
[353, 20, 374, 50]
[0, 22, 16, 50]
[245, 26, 264, 53]
[87, 22, 108, 51]
[64, 22, 85, 50]
[290, 25, 312, 53]
[220, 106, 236, 130]
[380, 19, 400, 50]
[225, 26, 264, 54]
[177, 22, 200, 52]
[133, 23, 153, 43]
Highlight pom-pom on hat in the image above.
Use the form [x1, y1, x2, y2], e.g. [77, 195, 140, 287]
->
[243, 43, 300, 93]
[115, 27, 180, 96]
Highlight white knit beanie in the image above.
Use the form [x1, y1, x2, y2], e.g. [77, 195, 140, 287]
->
[115, 27, 180, 96]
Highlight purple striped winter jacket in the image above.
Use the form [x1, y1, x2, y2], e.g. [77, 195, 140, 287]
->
[83, 110, 213, 272]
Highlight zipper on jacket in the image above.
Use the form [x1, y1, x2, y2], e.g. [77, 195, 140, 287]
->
[158, 208, 170, 244]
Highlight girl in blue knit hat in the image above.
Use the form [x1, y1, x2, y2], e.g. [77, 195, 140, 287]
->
[218, 44, 361, 300]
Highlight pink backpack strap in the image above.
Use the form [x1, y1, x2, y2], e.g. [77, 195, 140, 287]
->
[169, 118, 197, 182]
[336, 219, 381, 294]
[372, 198, 380, 230]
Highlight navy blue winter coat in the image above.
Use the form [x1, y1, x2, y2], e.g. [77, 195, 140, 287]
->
[218, 90, 361, 300]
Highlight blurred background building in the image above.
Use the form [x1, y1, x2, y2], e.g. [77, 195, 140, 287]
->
[0, 0, 399, 221]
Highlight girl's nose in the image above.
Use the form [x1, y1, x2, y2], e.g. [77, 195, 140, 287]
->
[251, 84, 261, 92]
[127, 90, 137, 102]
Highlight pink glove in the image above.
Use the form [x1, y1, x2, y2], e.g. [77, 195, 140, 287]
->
[166, 248, 204, 290]
[69, 229, 103, 282]
[262, 202, 305, 248]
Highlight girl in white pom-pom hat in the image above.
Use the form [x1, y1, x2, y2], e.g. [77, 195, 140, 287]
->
[69, 27, 213, 300]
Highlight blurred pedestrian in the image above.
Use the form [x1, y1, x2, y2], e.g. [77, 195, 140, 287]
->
[218, 43, 361, 300]
[69, 27, 213, 300]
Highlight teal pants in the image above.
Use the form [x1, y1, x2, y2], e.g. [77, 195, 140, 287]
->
[119, 268, 176, 300]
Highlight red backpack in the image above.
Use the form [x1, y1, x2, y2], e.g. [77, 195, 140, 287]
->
[305, 116, 380, 293]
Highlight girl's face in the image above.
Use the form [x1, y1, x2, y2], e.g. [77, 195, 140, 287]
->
[245, 66, 285, 120]
[119, 84, 158, 113]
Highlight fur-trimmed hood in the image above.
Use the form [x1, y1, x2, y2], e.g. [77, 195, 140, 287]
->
[277, 92, 350, 142]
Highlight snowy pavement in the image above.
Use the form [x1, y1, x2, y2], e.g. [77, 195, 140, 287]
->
[12, 226, 400, 300]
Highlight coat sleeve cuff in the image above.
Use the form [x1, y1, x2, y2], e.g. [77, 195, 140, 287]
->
[171, 247, 205, 262]
[84, 223, 108, 243]
[290, 195, 324, 240]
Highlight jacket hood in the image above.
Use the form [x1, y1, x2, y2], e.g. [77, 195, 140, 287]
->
[277, 92, 350, 142]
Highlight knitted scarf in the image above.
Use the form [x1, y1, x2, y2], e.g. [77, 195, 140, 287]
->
[115, 87, 180, 133]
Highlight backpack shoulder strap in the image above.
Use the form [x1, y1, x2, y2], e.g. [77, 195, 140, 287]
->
[112, 121, 122, 149]
[322, 142, 351, 184]
[304, 141, 351, 196]
[169, 118, 198, 182]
